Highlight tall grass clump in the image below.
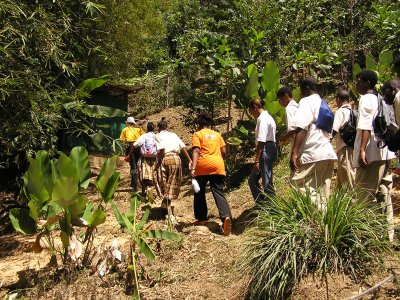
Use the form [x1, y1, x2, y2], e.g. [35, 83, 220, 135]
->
[240, 188, 392, 299]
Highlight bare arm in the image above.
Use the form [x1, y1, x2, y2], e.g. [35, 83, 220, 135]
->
[220, 145, 227, 157]
[290, 128, 307, 172]
[181, 147, 192, 166]
[358, 130, 370, 167]
[191, 147, 200, 177]
[253, 141, 265, 173]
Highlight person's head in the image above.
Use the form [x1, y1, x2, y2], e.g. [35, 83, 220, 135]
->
[356, 69, 378, 95]
[277, 87, 293, 108]
[381, 79, 400, 105]
[126, 116, 136, 126]
[157, 117, 168, 131]
[248, 98, 265, 118]
[299, 77, 319, 98]
[147, 122, 155, 132]
[335, 89, 351, 108]
[196, 112, 213, 129]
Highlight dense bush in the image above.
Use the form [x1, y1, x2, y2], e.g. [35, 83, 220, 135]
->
[240, 188, 392, 299]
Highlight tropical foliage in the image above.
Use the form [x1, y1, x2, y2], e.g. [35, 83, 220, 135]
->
[9, 146, 120, 265]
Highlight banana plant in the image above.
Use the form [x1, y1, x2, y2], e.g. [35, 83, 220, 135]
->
[9, 146, 120, 265]
[111, 193, 181, 299]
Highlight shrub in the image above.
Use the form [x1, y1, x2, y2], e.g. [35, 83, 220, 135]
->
[240, 188, 392, 299]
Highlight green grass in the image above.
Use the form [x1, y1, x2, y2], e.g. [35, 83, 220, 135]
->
[240, 188, 392, 299]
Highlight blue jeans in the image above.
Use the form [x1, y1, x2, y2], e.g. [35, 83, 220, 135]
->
[248, 142, 277, 203]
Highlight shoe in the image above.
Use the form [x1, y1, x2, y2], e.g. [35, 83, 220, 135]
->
[223, 217, 231, 236]
[193, 220, 207, 226]
[166, 214, 176, 225]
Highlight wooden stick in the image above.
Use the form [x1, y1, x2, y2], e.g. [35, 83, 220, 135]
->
[343, 274, 395, 300]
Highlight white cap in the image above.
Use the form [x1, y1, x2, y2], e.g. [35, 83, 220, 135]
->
[126, 117, 136, 124]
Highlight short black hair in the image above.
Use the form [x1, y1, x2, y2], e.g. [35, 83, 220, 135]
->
[382, 79, 400, 92]
[147, 122, 155, 132]
[248, 98, 265, 109]
[277, 87, 292, 98]
[158, 118, 168, 130]
[196, 112, 213, 127]
[356, 69, 378, 88]
[300, 77, 319, 92]
[336, 89, 350, 101]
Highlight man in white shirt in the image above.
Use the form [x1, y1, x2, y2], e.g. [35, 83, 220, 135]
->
[277, 87, 299, 145]
[248, 98, 278, 203]
[290, 78, 337, 209]
[353, 70, 395, 241]
[332, 89, 356, 187]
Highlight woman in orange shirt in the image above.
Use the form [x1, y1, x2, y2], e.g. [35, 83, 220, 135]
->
[190, 113, 232, 236]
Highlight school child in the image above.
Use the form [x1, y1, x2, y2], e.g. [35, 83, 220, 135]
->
[248, 99, 278, 203]
[332, 89, 356, 187]
[290, 78, 337, 209]
[277, 87, 299, 145]
[381, 79, 400, 124]
[353, 70, 395, 241]
[120, 117, 145, 191]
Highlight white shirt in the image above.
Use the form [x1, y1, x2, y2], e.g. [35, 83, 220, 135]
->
[393, 90, 400, 125]
[133, 132, 155, 147]
[332, 103, 352, 153]
[255, 110, 276, 144]
[352, 93, 396, 167]
[286, 100, 298, 132]
[155, 130, 186, 154]
[292, 94, 337, 164]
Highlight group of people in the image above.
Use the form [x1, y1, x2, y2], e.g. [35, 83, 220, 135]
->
[120, 115, 232, 236]
[120, 69, 400, 240]
[254, 70, 400, 241]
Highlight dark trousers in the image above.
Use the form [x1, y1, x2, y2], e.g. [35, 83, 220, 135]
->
[248, 141, 277, 203]
[126, 143, 140, 191]
[194, 175, 232, 222]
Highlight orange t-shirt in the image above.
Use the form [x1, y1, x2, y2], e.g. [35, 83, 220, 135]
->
[192, 128, 226, 176]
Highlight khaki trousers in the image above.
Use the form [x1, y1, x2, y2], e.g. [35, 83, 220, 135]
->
[291, 160, 334, 210]
[355, 161, 394, 241]
[336, 147, 355, 188]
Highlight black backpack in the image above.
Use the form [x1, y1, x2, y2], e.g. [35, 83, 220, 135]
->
[373, 95, 398, 148]
[339, 108, 358, 148]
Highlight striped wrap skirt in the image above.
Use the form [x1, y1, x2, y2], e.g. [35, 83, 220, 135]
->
[158, 152, 182, 201]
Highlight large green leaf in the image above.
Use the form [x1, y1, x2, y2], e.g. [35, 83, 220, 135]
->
[9, 208, 37, 234]
[261, 61, 280, 92]
[136, 237, 156, 261]
[379, 50, 393, 67]
[82, 202, 94, 223]
[99, 172, 120, 203]
[265, 100, 282, 115]
[28, 197, 42, 221]
[352, 64, 362, 82]
[78, 75, 109, 94]
[111, 201, 126, 228]
[292, 88, 301, 101]
[56, 152, 79, 182]
[87, 105, 126, 118]
[88, 209, 106, 229]
[69, 147, 91, 189]
[69, 195, 89, 218]
[96, 155, 118, 194]
[88, 132, 111, 150]
[227, 137, 243, 146]
[365, 54, 377, 71]
[144, 229, 181, 241]
[244, 64, 259, 99]
[52, 176, 78, 209]
[24, 156, 49, 203]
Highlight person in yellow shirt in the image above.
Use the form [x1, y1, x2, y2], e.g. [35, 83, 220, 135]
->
[120, 116, 145, 191]
[190, 112, 232, 236]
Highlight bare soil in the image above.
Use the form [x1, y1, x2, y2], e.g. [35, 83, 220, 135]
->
[1, 107, 400, 299]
